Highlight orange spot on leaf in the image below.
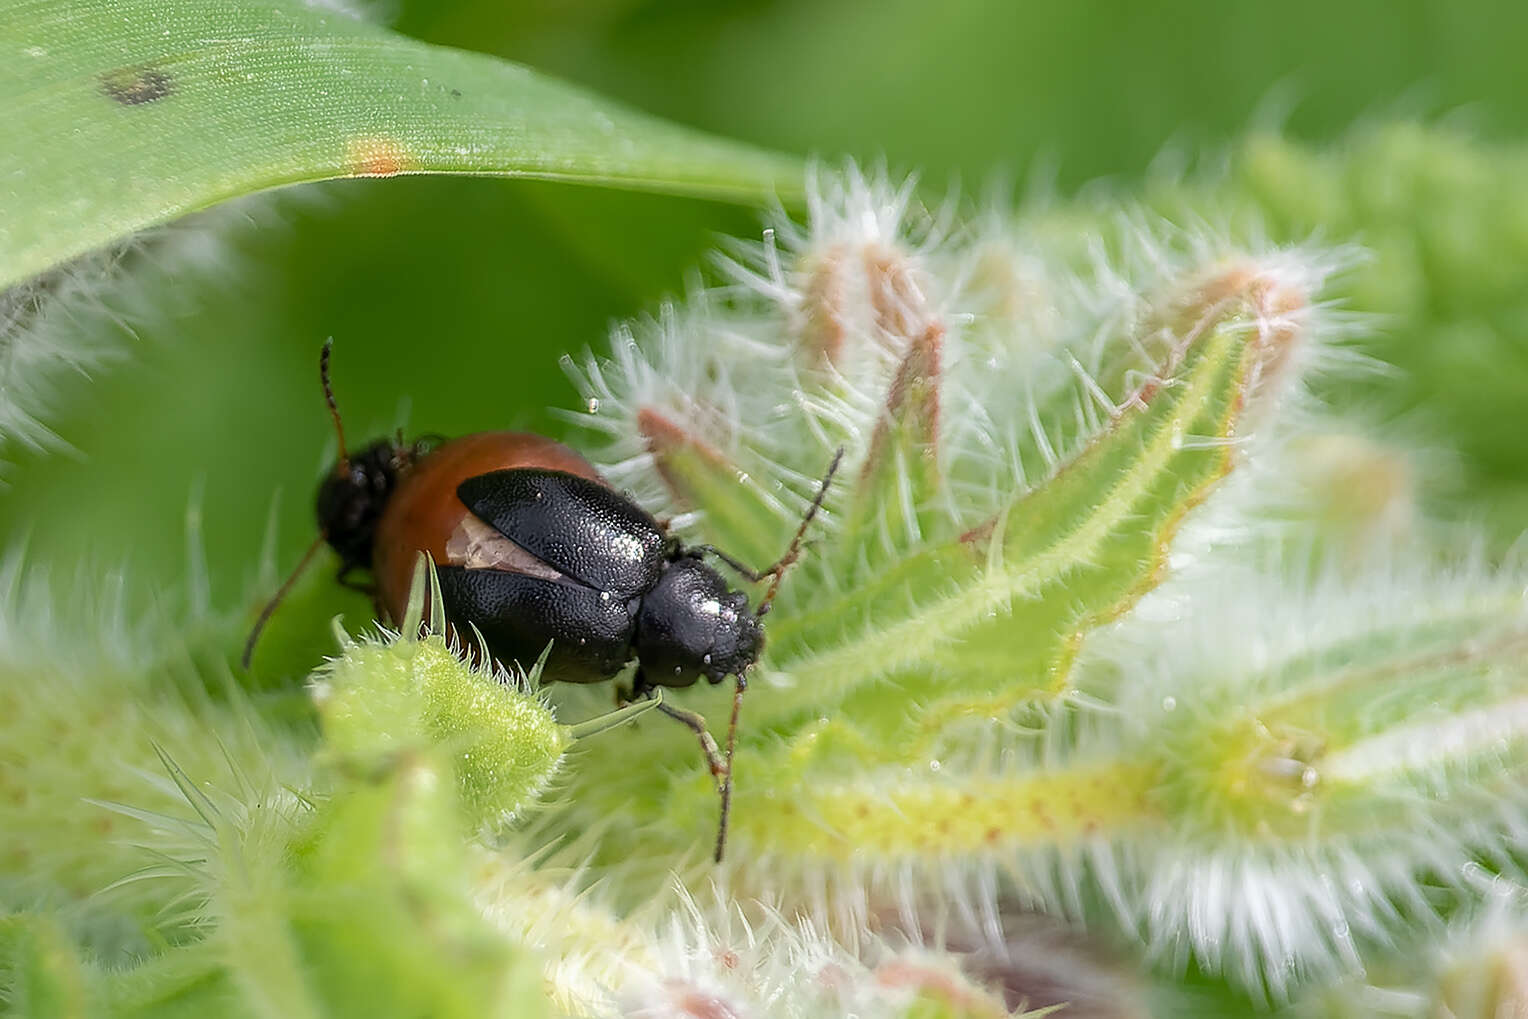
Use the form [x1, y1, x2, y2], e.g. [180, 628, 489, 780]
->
[347, 136, 410, 177]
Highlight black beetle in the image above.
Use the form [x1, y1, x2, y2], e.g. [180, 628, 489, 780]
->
[245, 341, 840, 860]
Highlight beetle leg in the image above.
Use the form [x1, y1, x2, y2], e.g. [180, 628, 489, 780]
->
[689, 544, 771, 582]
[613, 668, 646, 707]
[648, 692, 727, 793]
[624, 669, 725, 787]
[336, 562, 390, 623]
[629, 666, 655, 700]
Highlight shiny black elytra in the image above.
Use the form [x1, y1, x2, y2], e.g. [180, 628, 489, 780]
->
[244, 341, 841, 862]
[434, 468, 766, 695]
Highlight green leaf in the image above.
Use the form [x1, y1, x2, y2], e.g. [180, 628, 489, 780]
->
[0, 913, 91, 1019]
[287, 763, 547, 1019]
[762, 265, 1299, 734]
[0, 0, 805, 289]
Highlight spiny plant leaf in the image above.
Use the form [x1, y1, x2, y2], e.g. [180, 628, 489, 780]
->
[0, 0, 805, 289]
[283, 763, 548, 1019]
[550, 170, 1334, 893]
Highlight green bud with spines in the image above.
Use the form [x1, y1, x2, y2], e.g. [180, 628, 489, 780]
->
[315, 559, 572, 831]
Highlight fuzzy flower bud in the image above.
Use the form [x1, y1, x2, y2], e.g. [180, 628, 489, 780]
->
[313, 562, 569, 829]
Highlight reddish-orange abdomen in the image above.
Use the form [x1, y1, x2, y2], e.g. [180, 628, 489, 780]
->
[372, 431, 602, 624]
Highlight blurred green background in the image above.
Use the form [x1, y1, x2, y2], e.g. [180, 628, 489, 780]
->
[5, 0, 1527, 622]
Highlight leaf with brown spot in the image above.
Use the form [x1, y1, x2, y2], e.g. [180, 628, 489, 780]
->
[0, 0, 805, 289]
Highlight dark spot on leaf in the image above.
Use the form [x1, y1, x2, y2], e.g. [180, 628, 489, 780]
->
[100, 66, 174, 106]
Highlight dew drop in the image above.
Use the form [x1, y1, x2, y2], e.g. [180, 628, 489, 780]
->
[929, 759, 942, 772]
[1161, 696, 1177, 711]
[586, 397, 601, 413]
[1300, 766, 1319, 788]
[702, 653, 712, 665]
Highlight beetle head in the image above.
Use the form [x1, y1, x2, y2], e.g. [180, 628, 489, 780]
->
[315, 439, 413, 570]
[634, 556, 763, 685]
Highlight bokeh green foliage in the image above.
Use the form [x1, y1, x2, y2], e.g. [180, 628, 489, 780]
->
[6, 0, 1528, 1015]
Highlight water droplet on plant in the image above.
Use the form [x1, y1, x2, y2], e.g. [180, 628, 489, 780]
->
[1161, 696, 1177, 711]
[586, 397, 601, 413]
[929, 759, 942, 772]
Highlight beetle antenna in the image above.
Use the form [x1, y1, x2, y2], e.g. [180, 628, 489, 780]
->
[715, 447, 844, 862]
[713, 671, 746, 862]
[241, 532, 327, 669]
[756, 446, 844, 617]
[320, 337, 350, 468]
